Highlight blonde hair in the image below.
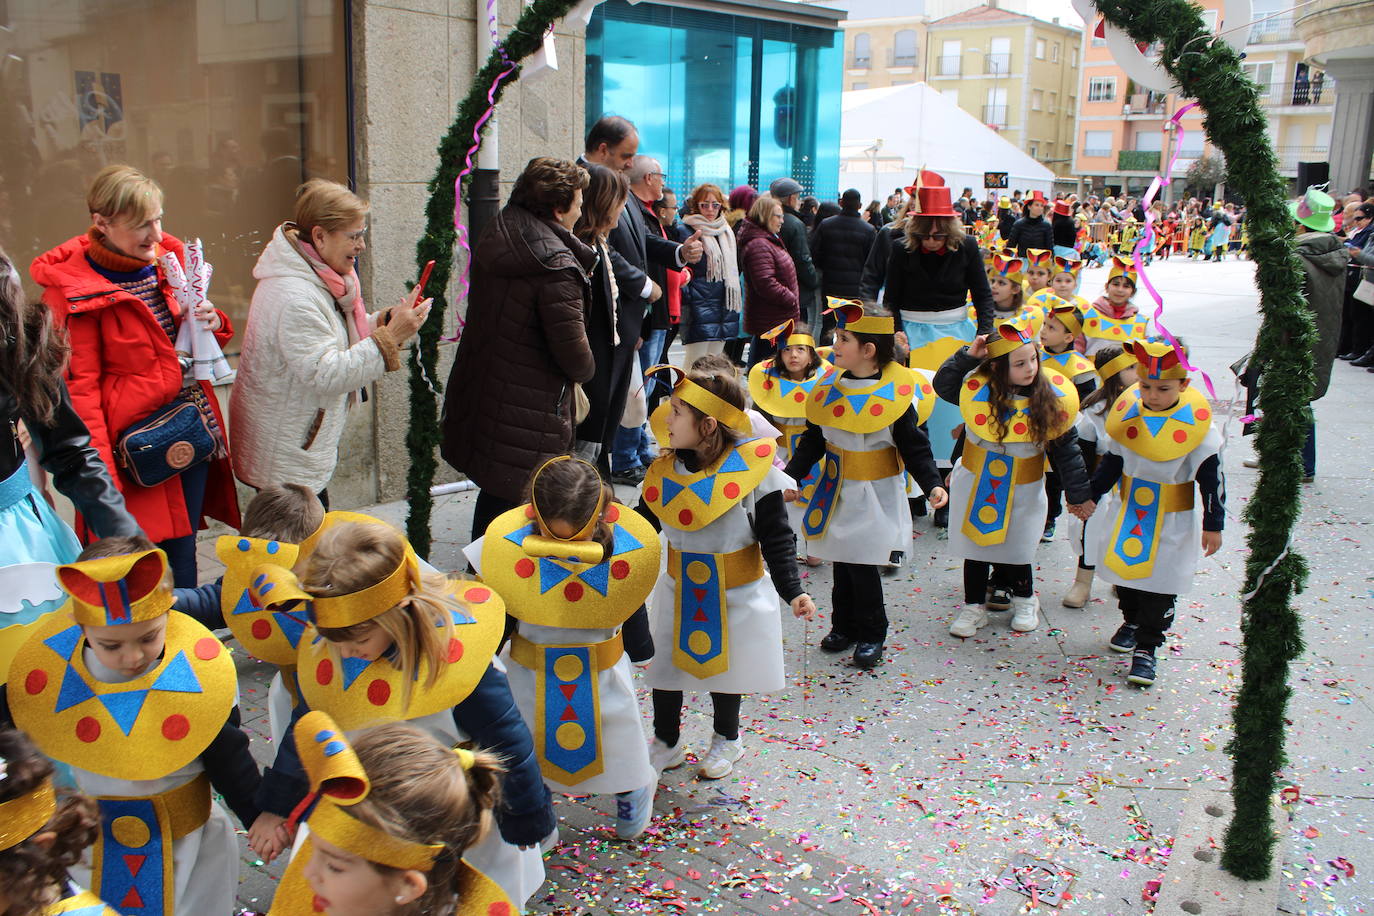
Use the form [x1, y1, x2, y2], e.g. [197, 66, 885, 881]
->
[748, 194, 782, 227]
[87, 165, 163, 225]
[667, 365, 745, 468]
[349, 723, 504, 915]
[301, 522, 459, 708]
[241, 484, 325, 544]
[293, 178, 369, 239]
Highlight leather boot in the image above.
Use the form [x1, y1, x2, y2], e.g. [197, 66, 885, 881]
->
[1351, 347, 1374, 368]
[1061, 567, 1094, 608]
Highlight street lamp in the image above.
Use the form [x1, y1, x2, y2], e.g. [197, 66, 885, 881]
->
[864, 139, 884, 203]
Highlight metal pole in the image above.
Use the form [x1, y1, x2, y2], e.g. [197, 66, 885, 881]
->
[470, 0, 502, 248]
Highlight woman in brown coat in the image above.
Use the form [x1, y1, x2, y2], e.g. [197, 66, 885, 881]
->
[738, 195, 800, 367]
[441, 157, 596, 538]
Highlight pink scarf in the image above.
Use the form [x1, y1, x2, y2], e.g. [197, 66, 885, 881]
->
[285, 225, 370, 343]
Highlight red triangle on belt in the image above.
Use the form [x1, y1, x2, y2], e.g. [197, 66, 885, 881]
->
[985, 492, 999, 506]
[693, 608, 708, 622]
[692, 588, 707, 602]
[124, 854, 146, 877]
[560, 705, 578, 721]
[559, 684, 577, 700]
[122, 888, 145, 909]
[1135, 509, 1147, 520]
[989, 479, 1002, 490]
[1130, 525, 1143, 536]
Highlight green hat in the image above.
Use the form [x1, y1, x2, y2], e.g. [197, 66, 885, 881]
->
[1289, 186, 1336, 232]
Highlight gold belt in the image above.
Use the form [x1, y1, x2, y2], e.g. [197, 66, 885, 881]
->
[828, 445, 901, 481]
[98, 772, 211, 840]
[668, 543, 764, 588]
[962, 440, 1046, 484]
[508, 631, 624, 671]
[1119, 476, 1195, 511]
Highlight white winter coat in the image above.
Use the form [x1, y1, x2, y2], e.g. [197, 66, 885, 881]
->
[229, 225, 394, 492]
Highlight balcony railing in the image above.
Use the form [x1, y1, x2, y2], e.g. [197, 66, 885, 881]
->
[1118, 150, 1161, 171]
[1253, 78, 1334, 105]
[937, 55, 961, 76]
[1248, 18, 1296, 43]
[848, 54, 871, 70]
[1081, 147, 1113, 158]
[1275, 145, 1330, 172]
[982, 104, 1008, 127]
[984, 52, 1011, 74]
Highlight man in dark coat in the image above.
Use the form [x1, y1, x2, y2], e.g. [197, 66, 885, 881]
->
[770, 176, 821, 332]
[576, 116, 702, 468]
[811, 188, 876, 341]
[1007, 192, 1054, 255]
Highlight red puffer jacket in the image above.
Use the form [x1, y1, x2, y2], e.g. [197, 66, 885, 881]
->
[31, 232, 241, 542]
[737, 217, 799, 334]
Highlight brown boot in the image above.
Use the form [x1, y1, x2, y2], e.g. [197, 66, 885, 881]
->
[1062, 567, 1094, 608]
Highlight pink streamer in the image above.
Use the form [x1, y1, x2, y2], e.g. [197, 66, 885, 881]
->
[1130, 100, 1218, 399]
[444, 0, 517, 343]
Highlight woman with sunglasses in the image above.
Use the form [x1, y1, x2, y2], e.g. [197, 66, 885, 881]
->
[676, 184, 742, 369]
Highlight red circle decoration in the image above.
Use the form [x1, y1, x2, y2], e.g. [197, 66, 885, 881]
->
[814, 391, 825, 401]
[367, 679, 391, 706]
[870, 404, 884, 416]
[794, 390, 806, 403]
[1126, 426, 1139, 439]
[604, 504, 620, 523]
[525, 505, 536, 519]
[645, 486, 660, 503]
[194, 638, 221, 660]
[514, 558, 535, 579]
[564, 582, 585, 602]
[1173, 429, 1189, 443]
[723, 482, 741, 499]
[465, 587, 491, 604]
[763, 379, 774, 390]
[75, 717, 100, 743]
[1013, 422, 1028, 435]
[898, 384, 912, 396]
[447, 639, 464, 663]
[922, 384, 933, 394]
[1116, 401, 1128, 411]
[966, 379, 979, 390]
[754, 443, 771, 458]
[1197, 408, 1211, 421]
[25, 669, 47, 695]
[832, 405, 845, 418]
[611, 560, 630, 580]
[679, 509, 694, 526]
[1059, 411, 1070, 423]
[974, 413, 988, 425]
[316, 658, 334, 685]
[1052, 374, 1066, 386]
[251, 619, 273, 640]
[162, 714, 190, 741]
[488, 904, 512, 916]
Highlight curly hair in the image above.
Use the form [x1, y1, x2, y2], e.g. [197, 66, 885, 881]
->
[0, 729, 101, 916]
[977, 348, 1063, 447]
[1, 247, 70, 427]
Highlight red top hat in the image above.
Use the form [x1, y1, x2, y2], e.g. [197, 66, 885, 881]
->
[1053, 199, 1071, 216]
[904, 169, 957, 218]
[1028, 190, 1047, 204]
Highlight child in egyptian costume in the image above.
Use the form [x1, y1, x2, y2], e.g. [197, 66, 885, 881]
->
[1085, 339, 1224, 687]
[1027, 255, 1090, 320]
[783, 301, 946, 670]
[8, 541, 261, 916]
[247, 512, 551, 908]
[638, 364, 815, 781]
[267, 711, 512, 916]
[935, 316, 1092, 640]
[1082, 257, 1152, 355]
[464, 456, 662, 840]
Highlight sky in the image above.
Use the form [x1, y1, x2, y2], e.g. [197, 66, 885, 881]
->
[1025, 0, 1086, 27]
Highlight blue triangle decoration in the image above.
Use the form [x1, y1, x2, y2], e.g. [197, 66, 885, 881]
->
[152, 651, 202, 694]
[660, 477, 685, 505]
[231, 589, 257, 616]
[579, 563, 610, 596]
[824, 385, 845, 405]
[503, 522, 535, 546]
[1142, 414, 1169, 437]
[1122, 401, 1141, 422]
[275, 611, 309, 648]
[779, 378, 799, 397]
[717, 450, 749, 474]
[971, 384, 991, 403]
[611, 524, 643, 556]
[54, 665, 95, 713]
[44, 625, 83, 661]
[62, 906, 107, 916]
[449, 605, 477, 625]
[340, 656, 373, 690]
[845, 394, 869, 413]
[538, 558, 575, 594]
[97, 689, 149, 736]
[687, 477, 715, 504]
[1173, 402, 1195, 426]
[871, 382, 894, 401]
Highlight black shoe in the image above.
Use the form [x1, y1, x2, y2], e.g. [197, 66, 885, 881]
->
[882, 550, 904, 576]
[1338, 352, 1360, 360]
[1127, 649, 1157, 686]
[853, 641, 884, 668]
[986, 586, 1012, 611]
[610, 466, 646, 485]
[1109, 623, 1138, 653]
[911, 496, 928, 518]
[820, 630, 854, 653]
[1351, 350, 1374, 368]
[933, 505, 949, 529]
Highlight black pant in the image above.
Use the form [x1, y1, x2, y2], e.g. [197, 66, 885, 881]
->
[317, 488, 330, 511]
[963, 560, 1032, 603]
[830, 562, 887, 642]
[652, 690, 742, 744]
[1044, 471, 1063, 525]
[1340, 272, 1374, 355]
[723, 336, 747, 365]
[470, 489, 519, 543]
[1116, 585, 1176, 651]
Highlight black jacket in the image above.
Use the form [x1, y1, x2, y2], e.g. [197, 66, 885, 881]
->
[810, 210, 877, 299]
[881, 236, 995, 335]
[1008, 214, 1054, 256]
[1, 378, 138, 538]
[1052, 214, 1077, 249]
[859, 224, 901, 300]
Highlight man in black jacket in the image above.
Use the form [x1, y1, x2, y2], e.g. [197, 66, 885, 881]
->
[576, 116, 703, 466]
[1007, 191, 1054, 256]
[811, 188, 876, 342]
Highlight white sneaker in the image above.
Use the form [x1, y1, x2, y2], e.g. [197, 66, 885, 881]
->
[698, 733, 743, 779]
[949, 604, 989, 638]
[614, 783, 656, 839]
[648, 736, 687, 772]
[1010, 594, 1040, 632]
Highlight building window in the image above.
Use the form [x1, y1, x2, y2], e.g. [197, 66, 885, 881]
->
[1048, 91, 1057, 112]
[1083, 130, 1113, 158]
[1032, 89, 1043, 110]
[852, 81, 869, 91]
[1242, 61, 1274, 101]
[1051, 41, 1059, 62]
[939, 39, 961, 76]
[1036, 38, 1046, 59]
[984, 87, 1008, 127]
[1087, 76, 1117, 102]
[892, 79, 914, 86]
[893, 29, 917, 68]
[1072, 48, 1079, 66]
[851, 32, 871, 69]
[1029, 142, 1039, 158]
[988, 36, 1011, 74]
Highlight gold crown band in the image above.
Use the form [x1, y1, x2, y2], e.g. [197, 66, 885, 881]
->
[309, 799, 444, 871]
[60, 549, 173, 627]
[825, 298, 894, 335]
[530, 456, 604, 542]
[311, 549, 421, 630]
[1098, 351, 1137, 382]
[647, 365, 753, 437]
[1050, 302, 1083, 337]
[0, 778, 56, 853]
[986, 317, 1038, 359]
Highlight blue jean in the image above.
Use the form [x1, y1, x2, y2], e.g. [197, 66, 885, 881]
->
[1302, 419, 1316, 478]
[157, 460, 210, 588]
[611, 329, 667, 473]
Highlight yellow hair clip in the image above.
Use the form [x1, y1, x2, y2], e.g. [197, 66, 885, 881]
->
[454, 747, 475, 771]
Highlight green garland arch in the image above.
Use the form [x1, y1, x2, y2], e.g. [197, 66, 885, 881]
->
[408, 0, 1310, 881]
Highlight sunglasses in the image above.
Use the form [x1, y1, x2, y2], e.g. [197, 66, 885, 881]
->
[912, 233, 948, 241]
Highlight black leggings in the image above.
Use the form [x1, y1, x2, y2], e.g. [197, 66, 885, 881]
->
[830, 561, 887, 642]
[1116, 586, 1176, 650]
[652, 690, 742, 744]
[963, 560, 1033, 603]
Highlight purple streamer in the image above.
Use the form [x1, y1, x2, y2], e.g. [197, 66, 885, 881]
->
[1130, 100, 1218, 399]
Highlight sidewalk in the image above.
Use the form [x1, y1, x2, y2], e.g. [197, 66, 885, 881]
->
[226, 257, 1373, 914]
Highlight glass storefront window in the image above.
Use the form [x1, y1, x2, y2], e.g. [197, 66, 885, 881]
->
[586, 0, 841, 201]
[0, 0, 352, 355]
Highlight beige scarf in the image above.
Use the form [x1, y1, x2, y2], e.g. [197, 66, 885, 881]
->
[681, 213, 742, 312]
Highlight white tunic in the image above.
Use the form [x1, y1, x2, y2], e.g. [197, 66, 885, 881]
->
[948, 429, 1048, 566]
[1095, 425, 1223, 596]
[68, 651, 238, 916]
[1074, 403, 1115, 567]
[646, 465, 790, 695]
[465, 538, 656, 797]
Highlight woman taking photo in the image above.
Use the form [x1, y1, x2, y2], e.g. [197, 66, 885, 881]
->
[231, 179, 430, 507]
[30, 164, 237, 586]
[442, 157, 596, 539]
[677, 183, 741, 368]
[737, 195, 800, 367]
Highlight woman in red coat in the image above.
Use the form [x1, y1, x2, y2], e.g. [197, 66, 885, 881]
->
[737, 195, 799, 368]
[30, 164, 240, 586]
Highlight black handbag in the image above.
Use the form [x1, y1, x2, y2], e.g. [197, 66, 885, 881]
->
[116, 388, 220, 487]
